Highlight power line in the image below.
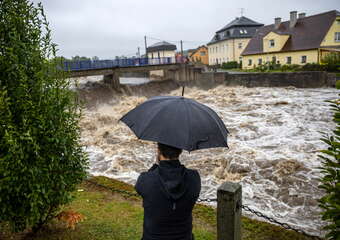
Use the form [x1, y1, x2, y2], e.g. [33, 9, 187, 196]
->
[145, 35, 209, 45]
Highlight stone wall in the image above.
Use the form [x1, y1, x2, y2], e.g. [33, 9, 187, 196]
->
[198, 71, 336, 88]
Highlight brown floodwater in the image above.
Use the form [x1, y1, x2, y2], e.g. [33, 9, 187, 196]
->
[76, 76, 337, 236]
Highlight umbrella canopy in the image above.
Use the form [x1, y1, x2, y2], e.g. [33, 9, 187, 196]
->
[120, 96, 229, 151]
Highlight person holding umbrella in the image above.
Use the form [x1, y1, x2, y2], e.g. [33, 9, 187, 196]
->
[120, 95, 229, 240]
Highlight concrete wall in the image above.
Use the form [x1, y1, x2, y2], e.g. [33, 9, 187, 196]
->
[222, 71, 336, 88]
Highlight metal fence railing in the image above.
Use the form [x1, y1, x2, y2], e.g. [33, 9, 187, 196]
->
[63, 56, 186, 71]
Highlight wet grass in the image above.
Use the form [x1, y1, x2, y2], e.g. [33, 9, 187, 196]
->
[0, 176, 317, 240]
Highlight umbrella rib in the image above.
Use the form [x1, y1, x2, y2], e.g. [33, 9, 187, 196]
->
[183, 98, 192, 151]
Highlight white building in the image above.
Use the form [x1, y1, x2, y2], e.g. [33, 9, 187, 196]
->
[147, 41, 177, 60]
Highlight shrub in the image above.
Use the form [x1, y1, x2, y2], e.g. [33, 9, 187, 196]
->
[335, 80, 340, 90]
[322, 53, 340, 72]
[0, 0, 87, 232]
[280, 64, 301, 72]
[301, 63, 327, 71]
[319, 95, 340, 239]
[221, 61, 240, 69]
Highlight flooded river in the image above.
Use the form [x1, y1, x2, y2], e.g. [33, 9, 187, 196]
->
[77, 76, 337, 236]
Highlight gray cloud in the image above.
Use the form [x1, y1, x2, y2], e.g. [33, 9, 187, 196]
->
[32, 0, 339, 59]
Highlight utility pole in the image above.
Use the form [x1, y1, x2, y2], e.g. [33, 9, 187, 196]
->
[137, 47, 140, 58]
[144, 36, 148, 58]
[180, 40, 183, 63]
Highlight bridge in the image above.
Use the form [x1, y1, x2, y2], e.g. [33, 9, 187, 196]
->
[64, 57, 204, 89]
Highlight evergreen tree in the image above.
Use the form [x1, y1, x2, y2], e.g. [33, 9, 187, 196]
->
[0, 0, 87, 232]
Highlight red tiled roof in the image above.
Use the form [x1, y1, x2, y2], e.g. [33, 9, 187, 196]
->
[242, 10, 340, 56]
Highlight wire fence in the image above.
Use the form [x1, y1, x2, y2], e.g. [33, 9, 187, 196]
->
[85, 179, 323, 240]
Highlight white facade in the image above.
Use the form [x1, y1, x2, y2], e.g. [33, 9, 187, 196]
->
[147, 50, 176, 59]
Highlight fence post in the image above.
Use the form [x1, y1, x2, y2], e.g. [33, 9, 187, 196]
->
[217, 182, 242, 240]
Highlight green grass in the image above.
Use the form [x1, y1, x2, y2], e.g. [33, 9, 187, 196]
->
[0, 176, 318, 240]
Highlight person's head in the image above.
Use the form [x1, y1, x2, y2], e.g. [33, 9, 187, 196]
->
[157, 143, 182, 160]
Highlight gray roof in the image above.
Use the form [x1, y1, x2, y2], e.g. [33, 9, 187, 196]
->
[208, 16, 263, 45]
[242, 10, 340, 56]
[147, 41, 177, 52]
[217, 16, 263, 33]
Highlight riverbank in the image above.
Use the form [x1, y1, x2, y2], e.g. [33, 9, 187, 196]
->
[0, 176, 315, 240]
[78, 80, 335, 235]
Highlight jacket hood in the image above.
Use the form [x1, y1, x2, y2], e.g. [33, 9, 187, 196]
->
[157, 160, 188, 202]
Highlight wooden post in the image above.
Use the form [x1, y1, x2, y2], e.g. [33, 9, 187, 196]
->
[217, 182, 242, 240]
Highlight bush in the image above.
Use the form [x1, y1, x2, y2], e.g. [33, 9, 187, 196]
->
[319, 96, 340, 239]
[221, 61, 240, 69]
[280, 64, 301, 72]
[301, 63, 327, 71]
[322, 53, 340, 72]
[0, 0, 87, 232]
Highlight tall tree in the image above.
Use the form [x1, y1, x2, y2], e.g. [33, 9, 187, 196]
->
[0, 0, 87, 232]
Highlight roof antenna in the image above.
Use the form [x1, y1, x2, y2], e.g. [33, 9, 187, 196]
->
[181, 86, 185, 97]
[239, 8, 245, 17]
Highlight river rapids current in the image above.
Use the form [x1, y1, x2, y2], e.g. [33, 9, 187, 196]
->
[76, 76, 338, 236]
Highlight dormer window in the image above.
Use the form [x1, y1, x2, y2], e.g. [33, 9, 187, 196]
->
[269, 39, 275, 47]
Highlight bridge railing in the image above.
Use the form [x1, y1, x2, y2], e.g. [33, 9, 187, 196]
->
[63, 56, 187, 71]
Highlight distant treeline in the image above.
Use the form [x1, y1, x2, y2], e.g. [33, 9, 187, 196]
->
[54, 55, 99, 62]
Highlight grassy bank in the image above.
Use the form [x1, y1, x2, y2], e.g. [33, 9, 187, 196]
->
[1, 176, 316, 240]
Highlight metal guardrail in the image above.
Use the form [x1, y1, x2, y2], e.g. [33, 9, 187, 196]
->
[63, 56, 186, 71]
[85, 179, 323, 240]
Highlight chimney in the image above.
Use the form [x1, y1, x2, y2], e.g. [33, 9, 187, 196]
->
[274, 17, 281, 29]
[290, 11, 298, 28]
[298, 13, 306, 19]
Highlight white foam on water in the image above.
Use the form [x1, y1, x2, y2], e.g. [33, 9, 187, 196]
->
[79, 83, 338, 237]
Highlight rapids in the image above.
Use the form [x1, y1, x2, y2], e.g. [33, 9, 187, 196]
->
[77, 76, 337, 236]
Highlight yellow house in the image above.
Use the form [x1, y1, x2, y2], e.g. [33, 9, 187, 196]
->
[242, 10, 340, 69]
[207, 16, 263, 65]
[189, 46, 209, 65]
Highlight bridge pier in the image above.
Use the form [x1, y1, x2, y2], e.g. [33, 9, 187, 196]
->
[103, 71, 120, 90]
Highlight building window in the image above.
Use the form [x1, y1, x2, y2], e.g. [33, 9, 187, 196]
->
[200, 51, 206, 56]
[258, 58, 262, 65]
[335, 32, 340, 42]
[216, 47, 218, 52]
[248, 59, 252, 66]
[337, 20, 340, 25]
[269, 39, 275, 47]
[301, 56, 307, 63]
[286, 56, 292, 64]
[238, 43, 242, 49]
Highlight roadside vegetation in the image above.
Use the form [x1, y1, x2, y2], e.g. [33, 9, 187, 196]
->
[0, 0, 87, 233]
[220, 53, 340, 73]
[318, 83, 340, 240]
[0, 176, 314, 240]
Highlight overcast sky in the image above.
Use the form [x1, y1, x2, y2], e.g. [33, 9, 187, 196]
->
[32, 0, 339, 59]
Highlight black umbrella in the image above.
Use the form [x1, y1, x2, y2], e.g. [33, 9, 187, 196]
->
[120, 96, 229, 151]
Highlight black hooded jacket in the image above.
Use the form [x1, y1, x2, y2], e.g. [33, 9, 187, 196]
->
[135, 160, 201, 240]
